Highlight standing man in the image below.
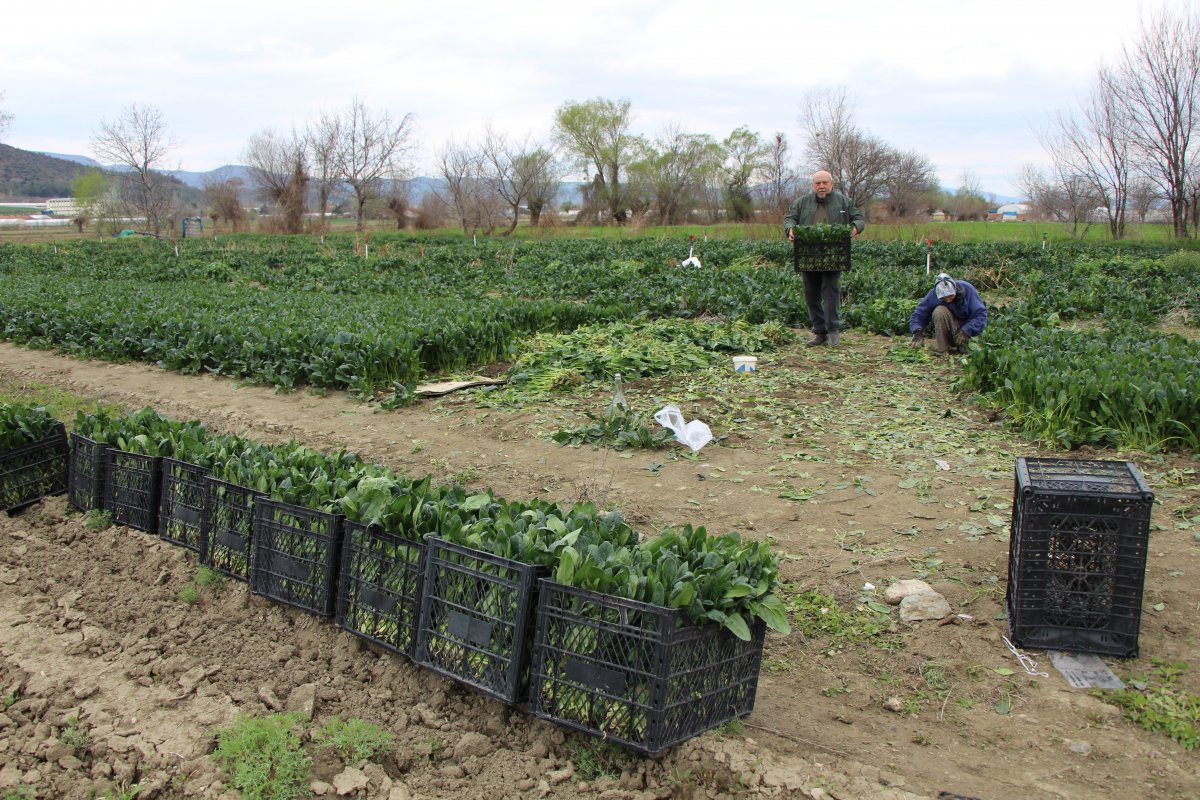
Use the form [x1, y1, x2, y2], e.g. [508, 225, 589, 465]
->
[908, 272, 988, 355]
[783, 170, 865, 347]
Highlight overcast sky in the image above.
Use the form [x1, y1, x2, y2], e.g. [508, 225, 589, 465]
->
[2, 0, 1151, 198]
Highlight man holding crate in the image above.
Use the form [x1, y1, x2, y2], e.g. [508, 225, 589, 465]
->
[783, 171, 865, 347]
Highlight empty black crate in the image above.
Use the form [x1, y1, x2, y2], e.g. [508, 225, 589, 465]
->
[414, 537, 547, 704]
[529, 580, 766, 756]
[250, 499, 342, 616]
[104, 450, 162, 533]
[793, 236, 852, 272]
[68, 432, 109, 513]
[202, 477, 262, 581]
[1, 423, 69, 513]
[1007, 458, 1153, 657]
[159, 458, 210, 553]
[336, 521, 425, 657]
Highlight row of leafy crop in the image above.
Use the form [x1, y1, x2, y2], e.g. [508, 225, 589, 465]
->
[6, 236, 1196, 333]
[958, 304, 1200, 452]
[0, 273, 622, 398]
[63, 406, 789, 640]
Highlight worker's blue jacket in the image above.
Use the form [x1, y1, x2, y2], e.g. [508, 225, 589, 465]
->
[908, 279, 988, 337]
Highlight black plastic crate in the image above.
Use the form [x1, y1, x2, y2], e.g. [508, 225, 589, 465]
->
[250, 499, 343, 616]
[1, 423, 69, 513]
[1007, 458, 1153, 658]
[202, 477, 262, 582]
[414, 537, 547, 704]
[793, 236, 852, 272]
[104, 450, 163, 533]
[158, 458, 210, 553]
[336, 521, 426, 657]
[68, 432, 109, 513]
[529, 580, 766, 755]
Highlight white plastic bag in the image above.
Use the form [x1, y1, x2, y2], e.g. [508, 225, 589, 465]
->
[653, 404, 713, 452]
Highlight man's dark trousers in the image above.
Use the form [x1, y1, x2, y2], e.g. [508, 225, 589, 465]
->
[802, 270, 841, 335]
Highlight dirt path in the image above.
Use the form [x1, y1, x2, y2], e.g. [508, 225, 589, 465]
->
[1, 338, 1198, 800]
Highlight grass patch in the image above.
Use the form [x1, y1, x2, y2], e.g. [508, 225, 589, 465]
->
[565, 737, 632, 781]
[312, 716, 394, 764]
[785, 588, 897, 646]
[1095, 660, 1200, 751]
[59, 717, 90, 754]
[211, 712, 311, 800]
[196, 566, 225, 589]
[85, 510, 113, 531]
[0, 379, 118, 427]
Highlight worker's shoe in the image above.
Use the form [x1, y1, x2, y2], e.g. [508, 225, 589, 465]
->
[827, 331, 840, 347]
[806, 334, 827, 347]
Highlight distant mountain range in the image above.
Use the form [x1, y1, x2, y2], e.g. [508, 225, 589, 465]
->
[7, 146, 1015, 208]
[19, 150, 461, 207]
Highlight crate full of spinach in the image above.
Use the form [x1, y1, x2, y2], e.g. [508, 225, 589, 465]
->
[0, 403, 68, 513]
[528, 525, 789, 754]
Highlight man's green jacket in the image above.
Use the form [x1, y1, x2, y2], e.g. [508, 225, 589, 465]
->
[783, 191, 865, 235]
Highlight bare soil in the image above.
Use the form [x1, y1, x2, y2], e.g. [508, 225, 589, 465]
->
[1, 335, 1198, 800]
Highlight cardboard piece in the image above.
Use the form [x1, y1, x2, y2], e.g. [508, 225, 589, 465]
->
[1050, 651, 1127, 689]
[414, 378, 507, 397]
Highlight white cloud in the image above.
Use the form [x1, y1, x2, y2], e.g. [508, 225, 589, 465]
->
[1, 0, 1152, 196]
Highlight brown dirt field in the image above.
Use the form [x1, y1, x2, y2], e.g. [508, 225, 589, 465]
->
[1, 334, 1198, 800]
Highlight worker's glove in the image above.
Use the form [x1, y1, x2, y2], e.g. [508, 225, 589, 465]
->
[953, 330, 970, 349]
[908, 331, 925, 349]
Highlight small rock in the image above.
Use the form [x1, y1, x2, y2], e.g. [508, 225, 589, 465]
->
[899, 591, 952, 622]
[332, 766, 369, 796]
[884, 579, 934, 605]
[256, 687, 282, 711]
[455, 732, 492, 760]
[286, 684, 317, 720]
[72, 684, 99, 700]
[387, 785, 411, 800]
[178, 666, 209, 693]
[309, 780, 332, 796]
[1067, 740, 1092, 756]
[547, 763, 575, 785]
[437, 765, 466, 779]
[883, 697, 904, 713]
[516, 778, 536, 791]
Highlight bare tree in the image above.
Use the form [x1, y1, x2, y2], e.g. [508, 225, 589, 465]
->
[385, 174, 411, 230]
[945, 170, 992, 222]
[202, 176, 247, 232]
[0, 90, 13, 142]
[481, 127, 559, 235]
[800, 87, 899, 214]
[553, 97, 639, 224]
[244, 129, 308, 234]
[437, 138, 504, 236]
[336, 97, 416, 230]
[1016, 162, 1101, 237]
[305, 112, 341, 233]
[761, 132, 799, 219]
[1041, 68, 1131, 239]
[1106, 4, 1200, 238]
[880, 150, 938, 220]
[1127, 175, 1163, 222]
[91, 103, 179, 234]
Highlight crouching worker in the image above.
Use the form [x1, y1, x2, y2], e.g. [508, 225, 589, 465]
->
[908, 272, 987, 355]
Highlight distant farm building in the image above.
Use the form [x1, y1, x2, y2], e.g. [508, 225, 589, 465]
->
[45, 198, 81, 216]
[989, 202, 1030, 221]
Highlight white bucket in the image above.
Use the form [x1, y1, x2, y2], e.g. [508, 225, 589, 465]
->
[732, 355, 758, 373]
